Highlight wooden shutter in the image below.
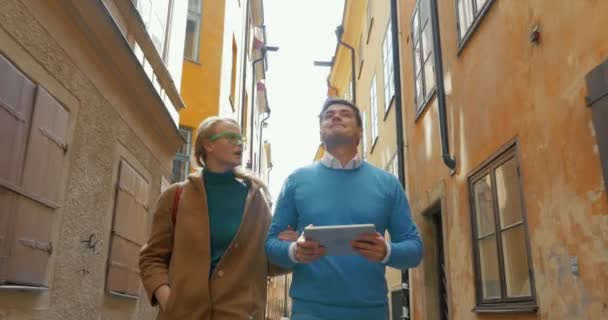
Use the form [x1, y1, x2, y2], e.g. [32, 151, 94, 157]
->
[107, 160, 149, 297]
[0, 54, 36, 285]
[0, 54, 36, 186]
[2, 87, 69, 286]
[585, 59, 608, 194]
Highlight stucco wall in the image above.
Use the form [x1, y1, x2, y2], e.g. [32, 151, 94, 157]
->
[0, 1, 177, 319]
[399, 0, 608, 319]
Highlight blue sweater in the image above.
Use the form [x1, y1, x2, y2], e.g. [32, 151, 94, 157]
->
[265, 162, 423, 319]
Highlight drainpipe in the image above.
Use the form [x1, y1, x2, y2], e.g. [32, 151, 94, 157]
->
[389, 0, 411, 318]
[248, 49, 266, 170]
[239, 0, 251, 131]
[429, 0, 457, 171]
[258, 109, 270, 175]
[336, 26, 357, 104]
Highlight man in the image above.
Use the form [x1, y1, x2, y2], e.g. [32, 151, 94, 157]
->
[265, 98, 423, 320]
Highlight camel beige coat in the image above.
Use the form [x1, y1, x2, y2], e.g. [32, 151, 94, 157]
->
[139, 172, 285, 320]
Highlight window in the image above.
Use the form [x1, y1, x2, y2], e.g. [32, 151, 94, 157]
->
[172, 127, 192, 183]
[385, 152, 399, 177]
[411, 0, 435, 113]
[134, 0, 172, 58]
[370, 75, 378, 145]
[361, 111, 367, 158]
[1, 55, 72, 288]
[366, 0, 374, 43]
[343, 80, 352, 102]
[456, 0, 494, 47]
[184, 0, 202, 61]
[382, 20, 394, 113]
[358, 34, 365, 79]
[230, 36, 238, 110]
[106, 160, 149, 298]
[468, 144, 536, 311]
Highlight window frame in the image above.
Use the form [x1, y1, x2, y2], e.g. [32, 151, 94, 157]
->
[369, 74, 379, 152]
[467, 141, 537, 313]
[184, 0, 202, 62]
[455, 0, 496, 54]
[411, 1, 437, 119]
[171, 127, 192, 183]
[382, 19, 395, 117]
[366, 0, 374, 44]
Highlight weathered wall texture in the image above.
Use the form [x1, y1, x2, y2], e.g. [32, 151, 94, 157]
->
[400, 0, 607, 319]
[0, 0, 177, 319]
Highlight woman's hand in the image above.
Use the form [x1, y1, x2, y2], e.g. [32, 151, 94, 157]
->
[155, 285, 171, 311]
[278, 225, 298, 242]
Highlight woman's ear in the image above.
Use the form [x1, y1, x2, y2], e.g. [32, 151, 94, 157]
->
[202, 140, 214, 154]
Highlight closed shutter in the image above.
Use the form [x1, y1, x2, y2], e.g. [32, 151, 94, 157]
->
[0, 54, 36, 285]
[585, 59, 608, 193]
[2, 87, 69, 286]
[107, 160, 149, 297]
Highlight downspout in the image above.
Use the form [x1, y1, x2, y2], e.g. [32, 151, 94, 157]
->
[258, 109, 270, 175]
[336, 26, 357, 104]
[389, 1, 410, 319]
[429, 0, 457, 171]
[239, 0, 251, 130]
[249, 47, 266, 169]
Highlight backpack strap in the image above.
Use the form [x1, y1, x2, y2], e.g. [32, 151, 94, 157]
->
[171, 184, 183, 226]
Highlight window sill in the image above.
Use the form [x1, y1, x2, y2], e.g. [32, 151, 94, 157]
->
[184, 58, 201, 65]
[414, 89, 437, 122]
[108, 290, 140, 300]
[383, 96, 395, 121]
[456, 0, 497, 56]
[472, 302, 538, 314]
[370, 136, 379, 154]
[0, 285, 48, 292]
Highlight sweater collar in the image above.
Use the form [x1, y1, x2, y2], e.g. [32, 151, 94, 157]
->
[203, 168, 235, 185]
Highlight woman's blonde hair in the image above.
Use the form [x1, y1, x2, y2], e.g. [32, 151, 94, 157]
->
[192, 116, 270, 199]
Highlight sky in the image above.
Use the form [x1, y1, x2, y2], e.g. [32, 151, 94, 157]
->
[263, 0, 345, 200]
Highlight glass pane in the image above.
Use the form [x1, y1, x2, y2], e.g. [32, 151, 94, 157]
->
[495, 158, 523, 228]
[413, 42, 421, 75]
[172, 158, 189, 183]
[184, 16, 199, 60]
[473, 175, 495, 237]
[188, 0, 201, 12]
[415, 76, 423, 108]
[458, 0, 474, 39]
[423, 54, 435, 97]
[419, 0, 431, 26]
[479, 236, 501, 299]
[476, 0, 489, 12]
[412, 10, 419, 41]
[421, 24, 433, 60]
[502, 225, 532, 297]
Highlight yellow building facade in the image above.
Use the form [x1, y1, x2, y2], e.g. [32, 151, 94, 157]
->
[173, 0, 276, 186]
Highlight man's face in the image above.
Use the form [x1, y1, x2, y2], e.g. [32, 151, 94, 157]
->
[319, 104, 362, 146]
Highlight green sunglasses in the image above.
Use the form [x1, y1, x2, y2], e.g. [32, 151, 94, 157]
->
[209, 131, 246, 145]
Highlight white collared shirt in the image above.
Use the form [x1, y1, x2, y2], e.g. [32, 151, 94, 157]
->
[287, 150, 392, 263]
[320, 151, 363, 169]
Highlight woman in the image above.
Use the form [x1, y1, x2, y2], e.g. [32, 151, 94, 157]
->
[139, 116, 294, 320]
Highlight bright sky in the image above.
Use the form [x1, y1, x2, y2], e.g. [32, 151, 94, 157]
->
[264, 0, 345, 200]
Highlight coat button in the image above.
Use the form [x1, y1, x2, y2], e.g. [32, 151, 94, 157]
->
[217, 270, 224, 277]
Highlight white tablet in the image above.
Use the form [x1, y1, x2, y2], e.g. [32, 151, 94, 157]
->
[302, 224, 376, 256]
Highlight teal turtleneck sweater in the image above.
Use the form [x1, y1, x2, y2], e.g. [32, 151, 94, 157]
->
[203, 169, 249, 270]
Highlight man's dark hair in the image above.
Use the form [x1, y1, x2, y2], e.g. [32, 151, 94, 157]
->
[319, 98, 363, 127]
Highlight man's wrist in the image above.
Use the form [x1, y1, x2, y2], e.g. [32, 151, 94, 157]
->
[381, 240, 392, 264]
[288, 242, 298, 263]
